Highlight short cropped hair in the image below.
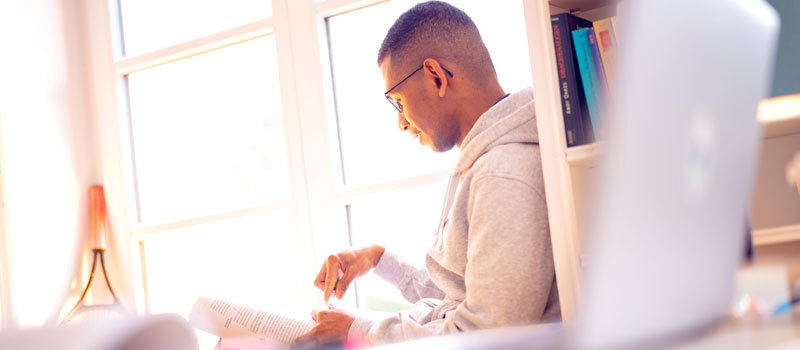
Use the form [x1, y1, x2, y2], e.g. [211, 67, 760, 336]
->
[377, 1, 497, 84]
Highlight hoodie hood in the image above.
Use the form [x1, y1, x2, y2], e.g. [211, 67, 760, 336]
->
[454, 87, 539, 174]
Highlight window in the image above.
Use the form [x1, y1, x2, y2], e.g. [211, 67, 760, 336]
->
[142, 210, 298, 316]
[118, 0, 273, 56]
[126, 36, 290, 224]
[94, 0, 311, 323]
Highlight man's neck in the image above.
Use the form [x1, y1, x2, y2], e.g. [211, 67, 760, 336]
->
[455, 84, 507, 148]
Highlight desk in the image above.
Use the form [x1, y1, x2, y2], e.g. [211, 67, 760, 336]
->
[370, 316, 800, 350]
[670, 315, 800, 350]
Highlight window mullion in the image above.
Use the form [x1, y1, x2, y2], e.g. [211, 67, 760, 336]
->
[115, 18, 275, 75]
[83, 0, 141, 314]
[276, 0, 353, 290]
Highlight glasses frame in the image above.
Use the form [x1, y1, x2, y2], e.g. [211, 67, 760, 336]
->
[384, 64, 454, 113]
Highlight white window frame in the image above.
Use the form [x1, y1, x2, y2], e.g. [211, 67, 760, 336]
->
[84, 0, 324, 313]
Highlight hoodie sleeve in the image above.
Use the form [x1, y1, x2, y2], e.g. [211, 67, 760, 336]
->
[373, 250, 446, 303]
[355, 174, 556, 344]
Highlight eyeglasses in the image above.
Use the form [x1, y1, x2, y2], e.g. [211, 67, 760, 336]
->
[384, 64, 454, 113]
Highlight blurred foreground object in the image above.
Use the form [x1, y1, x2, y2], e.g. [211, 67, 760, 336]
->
[786, 152, 800, 194]
[0, 314, 197, 350]
[574, 0, 780, 348]
[733, 265, 790, 319]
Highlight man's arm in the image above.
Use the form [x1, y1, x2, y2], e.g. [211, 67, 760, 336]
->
[373, 250, 446, 303]
[355, 175, 556, 344]
[299, 249, 445, 347]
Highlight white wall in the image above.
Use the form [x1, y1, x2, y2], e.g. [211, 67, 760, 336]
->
[0, 0, 103, 328]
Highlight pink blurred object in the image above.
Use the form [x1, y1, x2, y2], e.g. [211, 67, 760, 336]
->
[786, 152, 800, 194]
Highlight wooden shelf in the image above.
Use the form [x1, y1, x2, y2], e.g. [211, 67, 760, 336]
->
[753, 224, 800, 246]
[762, 114, 800, 138]
[759, 94, 800, 138]
[561, 113, 799, 169]
[566, 142, 602, 167]
[549, 0, 614, 12]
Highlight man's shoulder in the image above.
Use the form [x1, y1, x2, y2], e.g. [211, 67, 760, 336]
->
[466, 143, 543, 188]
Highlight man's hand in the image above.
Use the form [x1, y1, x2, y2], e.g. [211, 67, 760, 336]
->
[293, 307, 356, 348]
[315, 245, 385, 302]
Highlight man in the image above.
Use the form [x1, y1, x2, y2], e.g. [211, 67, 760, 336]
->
[296, 1, 560, 346]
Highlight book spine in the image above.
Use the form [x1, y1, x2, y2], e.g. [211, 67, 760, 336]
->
[572, 28, 604, 141]
[588, 28, 609, 140]
[593, 18, 618, 93]
[551, 15, 583, 147]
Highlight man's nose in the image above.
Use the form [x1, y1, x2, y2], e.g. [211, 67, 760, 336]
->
[398, 111, 410, 131]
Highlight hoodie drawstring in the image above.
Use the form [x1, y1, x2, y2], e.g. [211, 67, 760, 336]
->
[437, 172, 461, 235]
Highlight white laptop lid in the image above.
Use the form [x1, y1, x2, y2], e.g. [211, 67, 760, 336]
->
[574, 0, 780, 349]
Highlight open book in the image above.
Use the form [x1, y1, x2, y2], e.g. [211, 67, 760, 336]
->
[0, 314, 197, 350]
[189, 296, 315, 349]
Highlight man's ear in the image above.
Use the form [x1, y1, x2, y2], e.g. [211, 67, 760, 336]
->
[423, 58, 448, 98]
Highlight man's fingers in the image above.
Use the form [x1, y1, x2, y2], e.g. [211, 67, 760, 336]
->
[323, 255, 342, 303]
[335, 270, 355, 300]
[293, 328, 317, 348]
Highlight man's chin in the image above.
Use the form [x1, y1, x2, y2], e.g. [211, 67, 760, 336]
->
[424, 140, 454, 153]
[416, 134, 454, 152]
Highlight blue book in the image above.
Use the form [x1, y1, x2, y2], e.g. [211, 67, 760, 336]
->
[588, 28, 610, 117]
[551, 13, 594, 147]
[572, 28, 606, 140]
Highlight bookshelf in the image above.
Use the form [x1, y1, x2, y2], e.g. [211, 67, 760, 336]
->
[764, 116, 800, 138]
[753, 224, 800, 246]
[523, 0, 620, 324]
[565, 142, 602, 167]
[754, 97, 800, 247]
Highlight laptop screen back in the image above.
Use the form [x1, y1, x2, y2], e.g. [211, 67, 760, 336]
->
[574, 0, 780, 348]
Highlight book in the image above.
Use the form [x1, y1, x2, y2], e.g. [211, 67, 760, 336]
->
[593, 18, 618, 92]
[572, 27, 608, 140]
[188, 296, 315, 349]
[551, 13, 594, 147]
[587, 28, 610, 106]
[0, 314, 197, 350]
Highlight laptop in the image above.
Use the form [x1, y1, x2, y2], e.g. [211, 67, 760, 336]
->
[375, 0, 780, 349]
[573, 0, 779, 348]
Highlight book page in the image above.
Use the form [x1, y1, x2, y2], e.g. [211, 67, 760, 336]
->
[189, 296, 315, 347]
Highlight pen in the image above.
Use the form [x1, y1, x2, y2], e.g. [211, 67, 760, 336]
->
[326, 269, 343, 307]
[328, 278, 339, 306]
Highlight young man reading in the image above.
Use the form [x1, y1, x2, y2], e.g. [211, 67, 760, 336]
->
[296, 1, 560, 346]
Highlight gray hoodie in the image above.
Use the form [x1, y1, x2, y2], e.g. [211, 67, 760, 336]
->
[349, 87, 561, 344]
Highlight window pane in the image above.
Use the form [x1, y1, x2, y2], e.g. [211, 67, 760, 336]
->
[326, 0, 531, 186]
[127, 36, 290, 224]
[347, 182, 448, 312]
[119, 0, 272, 56]
[452, 0, 533, 92]
[143, 210, 304, 318]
